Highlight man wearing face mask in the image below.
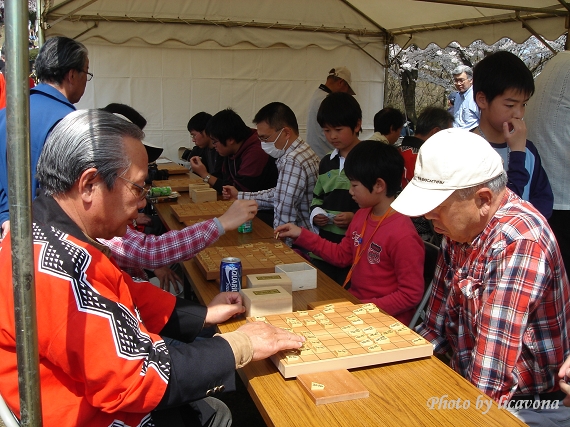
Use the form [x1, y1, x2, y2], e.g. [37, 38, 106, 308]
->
[223, 102, 320, 232]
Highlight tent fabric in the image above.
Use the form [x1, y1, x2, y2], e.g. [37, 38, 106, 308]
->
[43, 0, 568, 49]
[71, 40, 385, 161]
[42, 0, 568, 161]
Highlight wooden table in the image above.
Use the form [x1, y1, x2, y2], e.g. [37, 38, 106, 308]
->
[153, 198, 527, 427]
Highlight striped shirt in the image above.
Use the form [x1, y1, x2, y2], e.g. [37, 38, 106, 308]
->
[239, 138, 320, 230]
[417, 189, 570, 402]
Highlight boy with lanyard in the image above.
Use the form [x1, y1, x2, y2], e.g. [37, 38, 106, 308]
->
[309, 91, 361, 284]
[276, 140, 425, 325]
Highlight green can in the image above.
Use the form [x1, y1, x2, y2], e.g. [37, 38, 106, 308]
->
[237, 219, 253, 233]
[150, 186, 172, 197]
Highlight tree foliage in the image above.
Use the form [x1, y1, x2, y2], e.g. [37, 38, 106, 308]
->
[385, 34, 568, 125]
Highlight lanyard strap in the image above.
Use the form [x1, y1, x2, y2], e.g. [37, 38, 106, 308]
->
[342, 207, 393, 288]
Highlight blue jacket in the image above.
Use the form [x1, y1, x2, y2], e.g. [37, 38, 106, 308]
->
[0, 84, 75, 226]
[490, 139, 554, 219]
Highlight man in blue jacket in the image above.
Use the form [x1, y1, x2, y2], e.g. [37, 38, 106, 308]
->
[0, 36, 90, 241]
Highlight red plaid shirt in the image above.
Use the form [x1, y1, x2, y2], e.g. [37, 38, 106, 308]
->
[417, 189, 570, 402]
[101, 218, 222, 279]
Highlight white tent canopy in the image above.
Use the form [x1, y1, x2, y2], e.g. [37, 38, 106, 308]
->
[42, 0, 568, 160]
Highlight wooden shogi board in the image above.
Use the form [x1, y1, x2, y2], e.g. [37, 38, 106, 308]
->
[195, 242, 307, 280]
[153, 176, 203, 192]
[170, 201, 233, 222]
[156, 161, 189, 175]
[247, 302, 433, 378]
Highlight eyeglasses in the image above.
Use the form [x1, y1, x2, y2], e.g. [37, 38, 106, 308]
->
[259, 128, 283, 143]
[78, 69, 93, 81]
[453, 77, 469, 84]
[117, 175, 151, 200]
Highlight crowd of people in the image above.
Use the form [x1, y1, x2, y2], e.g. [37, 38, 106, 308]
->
[0, 35, 568, 427]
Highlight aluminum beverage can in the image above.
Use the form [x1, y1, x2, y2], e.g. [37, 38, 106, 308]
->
[220, 257, 242, 292]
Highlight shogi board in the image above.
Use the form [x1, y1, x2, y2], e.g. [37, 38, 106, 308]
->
[153, 176, 202, 192]
[170, 201, 233, 222]
[247, 303, 433, 378]
[195, 242, 308, 280]
[156, 161, 189, 175]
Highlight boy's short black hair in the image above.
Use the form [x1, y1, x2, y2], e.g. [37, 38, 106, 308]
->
[205, 108, 252, 146]
[415, 107, 453, 135]
[344, 140, 403, 197]
[473, 51, 535, 104]
[253, 102, 299, 134]
[187, 112, 212, 133]
[317, 92, 362, 132]
[373, 107, 405, 135]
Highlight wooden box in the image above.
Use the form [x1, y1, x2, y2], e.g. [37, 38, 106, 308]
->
[191, 188, 217, 203]
[275, 262, 317, 291]
[246, 273, 292, 294]
[188, 182, 210, 192]
[240, 286, 292, 317]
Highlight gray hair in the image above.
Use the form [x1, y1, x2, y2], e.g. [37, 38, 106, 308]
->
[34, 36, 88, 84]
[452, 65, 473, 79]
[37, 109, 145, 196]
[454, 171, 507, 200]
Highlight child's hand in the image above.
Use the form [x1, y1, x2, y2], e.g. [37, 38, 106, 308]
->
[313, 214, 330, 227]
[274, 223, 302, 240]
[333, 212, 354, 228]
[503, 117, 526, 152]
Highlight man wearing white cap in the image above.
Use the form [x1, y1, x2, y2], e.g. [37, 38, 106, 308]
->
[306, 66, 356, 159]
[392, 128, 570, 426]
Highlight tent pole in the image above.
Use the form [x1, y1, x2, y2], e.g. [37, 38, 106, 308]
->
[36, 0, 44, 47]
[5, 0, 42, 425]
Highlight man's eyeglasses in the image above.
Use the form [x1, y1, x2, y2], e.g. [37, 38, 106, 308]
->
[78, 69, 93, 81]
[259, 128, 283, 143]
[454, 77, 469, 84]
[118, 175, 151, 200]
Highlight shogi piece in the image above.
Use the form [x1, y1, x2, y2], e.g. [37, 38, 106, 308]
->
[195, 242, 308, 280]
[296, 369, 369, 405]
[240, 286, 292, 317]
[191, 188, 217, 203]
[247, 302, 433, 378]
[171, 201, 233, 222]
[246, 273, 292, 294]
[275, 262, 317, 291]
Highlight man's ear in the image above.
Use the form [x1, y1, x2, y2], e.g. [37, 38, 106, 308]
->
[475, 91, 488, 110]
[77, 167, 101, 202]
[475, 187, 493, 216]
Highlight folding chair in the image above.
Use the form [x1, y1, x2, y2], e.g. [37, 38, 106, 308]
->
[0, 393, 19, 427]
[408, 241, 440, 328]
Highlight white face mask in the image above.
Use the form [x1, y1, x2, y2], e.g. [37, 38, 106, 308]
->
[261, 128, 288, 158]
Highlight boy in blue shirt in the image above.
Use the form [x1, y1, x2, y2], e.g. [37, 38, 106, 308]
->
[472, 50, 553, 218]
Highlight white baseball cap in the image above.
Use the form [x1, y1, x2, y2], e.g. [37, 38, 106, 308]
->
[329, 66, 355, 95]
[391, 128, 504, 217]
